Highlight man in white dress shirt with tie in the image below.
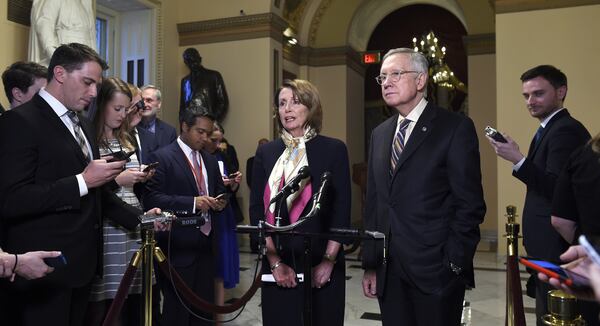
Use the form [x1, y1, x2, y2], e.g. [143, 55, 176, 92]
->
[0, 43, 153, 325]
[144, 104, 227, 325]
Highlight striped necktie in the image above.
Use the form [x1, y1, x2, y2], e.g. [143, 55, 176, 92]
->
[390, 118, 411, 176]
[192, 151, 211, 235]
[66, 111, 90, 162]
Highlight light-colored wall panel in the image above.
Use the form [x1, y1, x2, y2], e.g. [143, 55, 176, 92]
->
[468, 54, 497, 238]
[176, 0, 271, 23]
[306, 65, 364, 224]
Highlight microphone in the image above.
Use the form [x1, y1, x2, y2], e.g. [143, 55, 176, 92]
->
[312, 172, 332, 208]
[269, 166, 311, 204]
[143, 211, 207, 227]
[302, 171, 332, 220]
[329, 228, 360, 236]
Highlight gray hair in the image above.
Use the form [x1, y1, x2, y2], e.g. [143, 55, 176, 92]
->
[141, 84, 162, 101]
[382, 48, 428, 74]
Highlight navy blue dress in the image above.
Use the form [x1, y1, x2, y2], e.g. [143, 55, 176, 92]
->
[213, 151, 240, 288]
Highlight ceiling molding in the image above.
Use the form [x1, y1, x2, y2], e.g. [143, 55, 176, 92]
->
[463, 33, 495, 55]
[308, 0, 333, 47]
[494, 0, 600, 14]
[283, 45, 366, 76]
[177, 13, 288, 46]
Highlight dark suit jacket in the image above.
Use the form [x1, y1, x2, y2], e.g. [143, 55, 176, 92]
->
[143, 141, 226, 267]
[213, 149, 244, 223]
[0, 94, 140, 288]
[513, 109, 590, 260]
[246, 156, 255, 189]
[135, 125, 158, 165]
[362, 102, 486, 295]
[222, 143, 239, 172]
[139, 118, 177, 152]
[249, 135, 351, 263]
[154, 118, 177, 149]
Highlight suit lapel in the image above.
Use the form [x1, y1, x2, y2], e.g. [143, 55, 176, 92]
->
[391, 104, 436, 180]
[529, 109, 568, 158]
[378, 115, 397, 187]
[35, 95, 90, 166]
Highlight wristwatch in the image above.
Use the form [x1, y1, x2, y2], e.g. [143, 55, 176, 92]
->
[449, 262, 462, 275]
[323, 253, 337, 264]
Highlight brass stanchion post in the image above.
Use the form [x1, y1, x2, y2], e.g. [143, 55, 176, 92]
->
[541, 290, 586, 325]
[140, 227, 155, 326]
[505, 205, 526, 326]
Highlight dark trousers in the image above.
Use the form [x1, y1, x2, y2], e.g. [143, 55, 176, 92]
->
[84, 296, 141, 326]
[0, 280, 91, 326]
[261, 263, 345, 326]
[378, 270, 465, 326]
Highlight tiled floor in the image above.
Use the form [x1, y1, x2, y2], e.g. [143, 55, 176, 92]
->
[217, 247, 538, 325]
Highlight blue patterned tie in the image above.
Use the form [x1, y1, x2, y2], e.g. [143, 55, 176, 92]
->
[390, 118, 411, 176]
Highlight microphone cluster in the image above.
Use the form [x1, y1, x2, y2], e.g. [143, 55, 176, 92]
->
[139, 210, 207, 229]
[269, 166, 311, 205]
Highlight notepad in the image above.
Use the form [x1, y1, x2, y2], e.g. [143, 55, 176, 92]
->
[261, 273, 304, 283]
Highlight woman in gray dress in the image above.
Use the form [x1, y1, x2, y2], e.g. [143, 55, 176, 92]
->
[85, 77, 153, 325]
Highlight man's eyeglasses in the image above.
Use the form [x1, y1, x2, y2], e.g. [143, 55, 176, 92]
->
[375, 70, 420, 85]
[127, 99, 145, 114]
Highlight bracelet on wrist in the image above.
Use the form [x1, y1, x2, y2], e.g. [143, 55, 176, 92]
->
[323, 253, 337, 264]
[12, 254, 18, 275]
[270, 260, 283, 271]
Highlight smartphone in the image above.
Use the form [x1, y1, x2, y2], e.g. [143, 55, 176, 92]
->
[228, 171, 240, 178]
[579, 235, 600, 266]
[131, 98, 145, 112]
[44, 254, 67, 268]
[519, 257, 590, 288]
[484, 126, 508, 143]
[215, 193, 230, 201]
[142, 162, 159, 172]
[103, 150, 135, 163]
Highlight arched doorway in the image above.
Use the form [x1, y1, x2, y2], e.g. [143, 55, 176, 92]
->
[363, 4, 468, 154]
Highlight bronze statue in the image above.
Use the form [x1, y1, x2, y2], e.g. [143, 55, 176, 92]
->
[180, 48, 229, 122]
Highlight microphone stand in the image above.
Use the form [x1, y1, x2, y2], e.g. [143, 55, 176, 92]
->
[273, 196, 285, 252]
[238, 174, 385, 326]
[236, 225, 385, 326]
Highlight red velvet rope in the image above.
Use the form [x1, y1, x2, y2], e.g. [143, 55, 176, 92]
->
[506, 255, 526, 326]
[156, 258, 263, 314]
[102, 258, 138, 326]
